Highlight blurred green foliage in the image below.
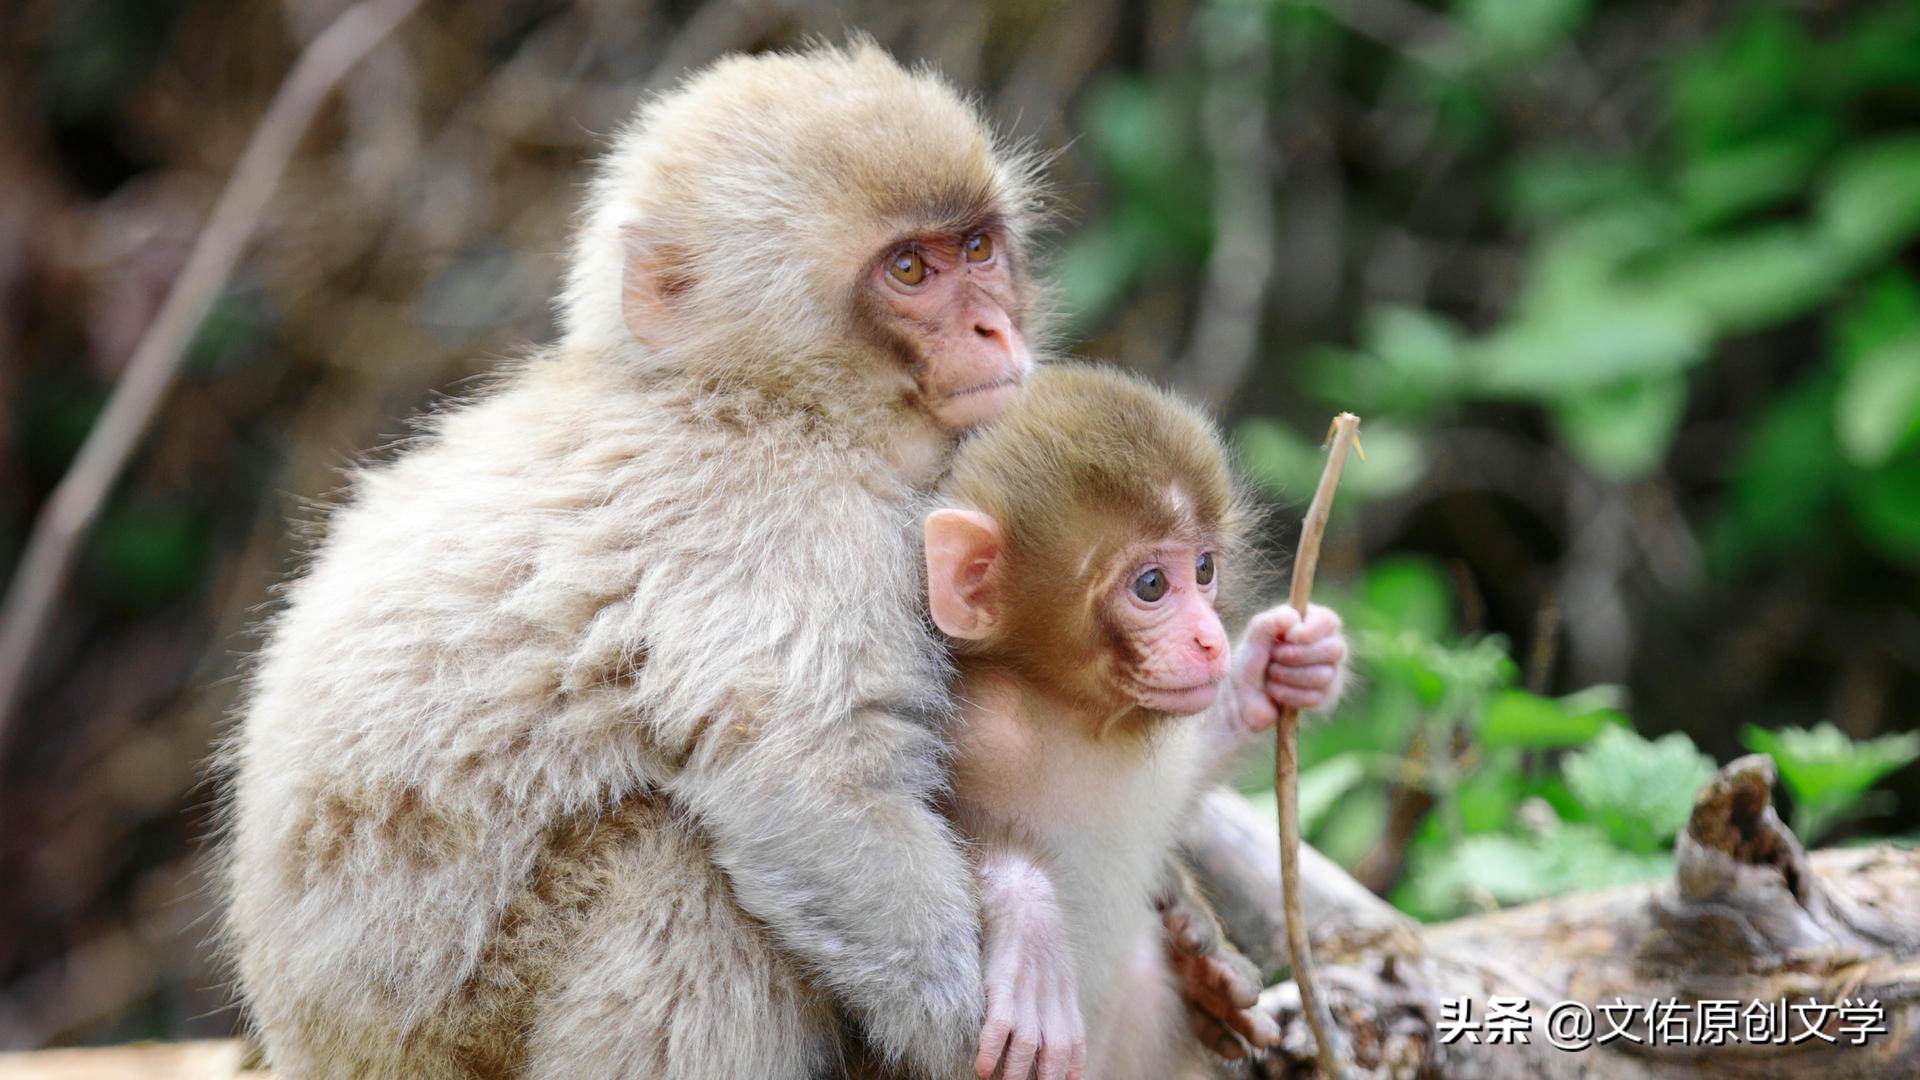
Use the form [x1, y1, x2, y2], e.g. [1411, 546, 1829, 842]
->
[1238, 555, 1910, 920]
[1067, 0, 1920, 568]
[1121, 0, 1920, 919]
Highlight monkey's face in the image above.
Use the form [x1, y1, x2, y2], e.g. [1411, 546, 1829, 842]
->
[869, 228, 1031, 432]
[1101, 542, 1231, 717]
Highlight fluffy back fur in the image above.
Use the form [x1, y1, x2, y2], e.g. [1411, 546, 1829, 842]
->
[221, 41, 1049, 1079]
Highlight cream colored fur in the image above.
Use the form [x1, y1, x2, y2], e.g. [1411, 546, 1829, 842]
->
[221, 42, 1045, 1079]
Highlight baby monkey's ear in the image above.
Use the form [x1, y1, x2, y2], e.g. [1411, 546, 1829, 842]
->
[925, 508, 1004, 641]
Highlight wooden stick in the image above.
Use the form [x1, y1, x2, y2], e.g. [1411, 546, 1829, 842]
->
[0, 0, 425, 750]
[1277, 412, 1360, 1079]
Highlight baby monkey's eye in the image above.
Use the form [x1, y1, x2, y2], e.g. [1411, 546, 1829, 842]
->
[1132, 568, 1168, 602]
[888, 248, 929, 286]
[963, 232, 994, 263]
[1196, 552, 1215, 586]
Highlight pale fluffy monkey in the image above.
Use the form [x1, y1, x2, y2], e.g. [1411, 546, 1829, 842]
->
[222, 43, 1053, 1078]
[924, 365, 1348, 1080]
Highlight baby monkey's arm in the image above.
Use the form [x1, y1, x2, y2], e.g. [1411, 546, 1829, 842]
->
[971, 840, 1086, 1080]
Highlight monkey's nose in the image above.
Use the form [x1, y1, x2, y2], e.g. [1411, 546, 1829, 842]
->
[970, 302, 1018, 353]
[1194, 628, 1228, 669]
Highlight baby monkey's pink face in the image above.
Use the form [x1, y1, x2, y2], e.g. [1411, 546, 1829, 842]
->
[1106, 541, 1232, 716]
[870, 228, 1031, 431]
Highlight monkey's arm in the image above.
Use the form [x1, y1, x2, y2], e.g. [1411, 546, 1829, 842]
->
[969, 841, 1087, 1080]
[646, 490, 988, 1078]
[663, 691, 982, 1077]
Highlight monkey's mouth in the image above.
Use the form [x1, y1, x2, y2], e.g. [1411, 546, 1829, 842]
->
[946, 373, 1023, 400]
[1137, 681, 1221, 716]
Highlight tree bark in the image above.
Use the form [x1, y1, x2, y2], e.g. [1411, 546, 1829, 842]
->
[1185, 754, 1920, 1078]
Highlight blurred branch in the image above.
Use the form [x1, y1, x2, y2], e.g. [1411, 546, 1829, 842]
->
[1305, 0, 1465, 72]
[0, 0, 424, 756]
[1177, 3, 1276, 411]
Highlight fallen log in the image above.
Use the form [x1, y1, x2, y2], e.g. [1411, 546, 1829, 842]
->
[1187, 754, 1920, 1078]
[3, 756, 1910, 1079]
[0, 1040, 259, 1079]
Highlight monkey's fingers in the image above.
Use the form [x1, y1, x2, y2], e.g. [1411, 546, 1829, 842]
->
[1172, 946, 1260, 1010]
[1158, 902, 1220, 957]
[1242, 607, 1303, 652]
[999, 1023, 1042, 1080]
[975, 1015, 1012, 1080]
[1271, 639, 1346, 669]
[1268, 660, 1338, 691]
[1183, 999, 1250, 1060]
[1188, 982, 1284, 1050]
[1281, 604, 1343, 644]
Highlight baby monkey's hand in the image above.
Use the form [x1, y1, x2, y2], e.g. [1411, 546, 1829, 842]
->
[975, 850, 1086, 1080]
[1231, 604, 1348, 735]
[1158, 872, 1281, 1059]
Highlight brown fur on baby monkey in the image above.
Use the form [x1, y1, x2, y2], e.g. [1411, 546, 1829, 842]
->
[928, 365, 1348, 1080]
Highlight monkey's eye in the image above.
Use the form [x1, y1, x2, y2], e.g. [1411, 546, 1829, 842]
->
[1196, 552, 1215, 586]
[887, 248, 929, 287]
[1132, 568, 1168, 602]
[963, 232, 994, 263]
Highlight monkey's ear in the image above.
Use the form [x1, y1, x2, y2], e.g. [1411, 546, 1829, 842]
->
[620, 218, 688, 345]
[925, 508, 1004, 640]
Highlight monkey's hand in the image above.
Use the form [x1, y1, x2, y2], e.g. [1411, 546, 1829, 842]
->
[975, 849, 1086, 1080]
[1156, 866, 1281, 1059]
[1229, 603, 1348, 737]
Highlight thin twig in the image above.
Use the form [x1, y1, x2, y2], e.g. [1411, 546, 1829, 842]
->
[1276, 412, 1361, 1080]
[0, 0, 425, 752]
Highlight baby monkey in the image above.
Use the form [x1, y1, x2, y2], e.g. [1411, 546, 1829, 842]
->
[927, 365, 1348, 1080]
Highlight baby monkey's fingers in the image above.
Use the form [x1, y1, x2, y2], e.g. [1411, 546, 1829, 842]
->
[1281, 604, 1342, 644]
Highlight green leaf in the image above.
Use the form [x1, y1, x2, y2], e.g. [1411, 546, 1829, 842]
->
[1531, 823, 1674, 892]
[1446, 834, 1559, 903]
[1833, 271, 1920, 372]
[1835, 331, 1920, 466]
[1744, 723, 1920, 842]
[1315, 785, 1390, 869]
[1563, 728, 1716, 853]
[1397, 824, 1670, 917]
[1079, 76, 1212, 251]
[1234, 418, 1324, 502]
[1843, 452, 1920, 565]
[1358, 630, 1516, 711]
[1452, 0, 1591, 62]
[1361, 306, 1467, 409]
[1505, 148, 1644, 224]
[1454, 764, 1520, 834]
[1821, 2, 1920, 99]
[1472, 210, 1710, 398]
[1298, 753, 1368, 833]
[1636, 226, 1844, 334]
[1359, 557, 1454, 640]
[1550, 373, 1688, 481]
[1480, 690, 1619, 749]
[1473, 293, 1709, 398]
[1668, 12, 1812, 156]
[1675, 127, 1831, 230]
[1817, 134, 1920, 267]
[1708, 376, 1840, 573]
